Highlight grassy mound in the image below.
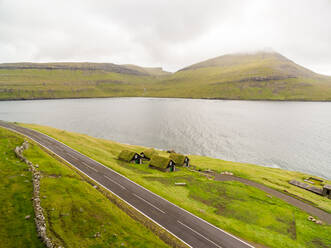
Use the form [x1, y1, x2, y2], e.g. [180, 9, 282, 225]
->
[118, 149, 136, 162]
[141, 148, 158, 159]
[169, 153, 187, 166]
[150, 155, 173, 170]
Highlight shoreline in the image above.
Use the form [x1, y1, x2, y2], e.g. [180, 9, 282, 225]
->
[6, 120, 331, 181]
[1, 95, 331, 102]
[3, 119, 330, 180]
[3, 121, 331, 213]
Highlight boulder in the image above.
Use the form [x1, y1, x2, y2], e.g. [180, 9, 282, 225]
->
[22, 142, 29, 150]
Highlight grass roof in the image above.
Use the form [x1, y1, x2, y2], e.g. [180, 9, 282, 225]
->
[169, 153, 187, 166]
[149, 155, 173, 169]
[118, 150, 137, 162]
[141, 148, 158, 159]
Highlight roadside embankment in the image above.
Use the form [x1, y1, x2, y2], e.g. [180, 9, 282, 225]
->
[14, 141, 55, 248]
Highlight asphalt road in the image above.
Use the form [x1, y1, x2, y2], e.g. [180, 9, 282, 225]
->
[0, 121, 254, 248]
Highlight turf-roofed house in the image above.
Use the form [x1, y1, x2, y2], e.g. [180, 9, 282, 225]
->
[118, 150, 142, 164]
[140, 148, 158, 161]
[169, 153, 190, 167]
[149, 155, 176, 172]
[322, 185, 331, 199]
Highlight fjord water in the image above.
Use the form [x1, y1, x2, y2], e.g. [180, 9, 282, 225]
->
[1, 97, 330, 179]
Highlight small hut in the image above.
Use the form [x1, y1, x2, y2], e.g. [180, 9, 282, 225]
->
[118, 150, 142, 164]
[169, 153, 190, 167]
[140, 148, 158, 161]
[149, 155, 175, 172]
[322, 185, 331, 199]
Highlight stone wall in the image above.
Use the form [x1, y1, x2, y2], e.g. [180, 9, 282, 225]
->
[15, 141, 55, 248]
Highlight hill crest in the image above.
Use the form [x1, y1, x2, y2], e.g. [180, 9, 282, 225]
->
[177, 51, 320, 79]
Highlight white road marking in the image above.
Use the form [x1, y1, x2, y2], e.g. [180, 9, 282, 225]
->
[81, 161, 98, 172]
[2, 125, 193, 248]
[133, 193, 166, 214]
[65, 152, 78, 161]
[45, 135, 254, 248]
[3, 124, 254, 248]
[178, 220, 223, 248]
[104, 175, 126, 190]
[66, 153, 98, 172]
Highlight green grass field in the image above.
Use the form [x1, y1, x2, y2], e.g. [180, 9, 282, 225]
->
[0, 128, 44, 247]
[20, 123, 331, 248]
[0, 127, 170, 248]
[1, 52, 331, 101]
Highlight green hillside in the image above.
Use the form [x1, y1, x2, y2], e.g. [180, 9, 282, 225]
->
[147, 52, 331, 100]
[1, 52, 331, 100]
[0, 63, 155, 100]
[20, 123, 331, 248]
[121, 64, 171, 76]
[0, 127, 171, 248]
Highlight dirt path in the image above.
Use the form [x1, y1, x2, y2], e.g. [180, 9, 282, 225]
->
[211, 174, 331, 224]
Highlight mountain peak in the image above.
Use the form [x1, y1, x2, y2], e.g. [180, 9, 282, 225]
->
[179, 51, 289, 71]
[177, 51, 319, 79]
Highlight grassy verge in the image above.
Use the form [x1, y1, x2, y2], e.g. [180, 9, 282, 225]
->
[0, 128, 44, 247]
[189, 155, 331, 212]
[0, 127, 170, 248]
[20, 123, 331, 248]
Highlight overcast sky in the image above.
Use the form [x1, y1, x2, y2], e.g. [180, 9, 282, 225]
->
[0, 0, 330, 74]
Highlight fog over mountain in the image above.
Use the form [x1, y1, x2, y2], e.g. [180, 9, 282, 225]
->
[0, 0, 330, 74]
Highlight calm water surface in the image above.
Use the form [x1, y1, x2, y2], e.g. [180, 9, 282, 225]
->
[1, 98, 330, 179]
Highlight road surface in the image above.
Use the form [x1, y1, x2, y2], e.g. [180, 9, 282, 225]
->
[0, 121, 254, 248]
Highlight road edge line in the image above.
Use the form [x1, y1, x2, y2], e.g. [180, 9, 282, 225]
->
[3, 122, 255, 247]
[1, 125, 192, 248]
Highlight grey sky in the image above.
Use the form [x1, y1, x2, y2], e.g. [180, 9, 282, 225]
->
[0, 0, 330, 74]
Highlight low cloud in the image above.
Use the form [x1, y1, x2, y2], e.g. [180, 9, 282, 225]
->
[0, 0, 330, 74]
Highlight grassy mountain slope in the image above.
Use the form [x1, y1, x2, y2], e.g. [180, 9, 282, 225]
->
[0, 65, 155, 100]
[147, 52, 331, 100]
[122, 64, 171, 76]
[1, 52, 331, 100]
[0, 62, 148, 75]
